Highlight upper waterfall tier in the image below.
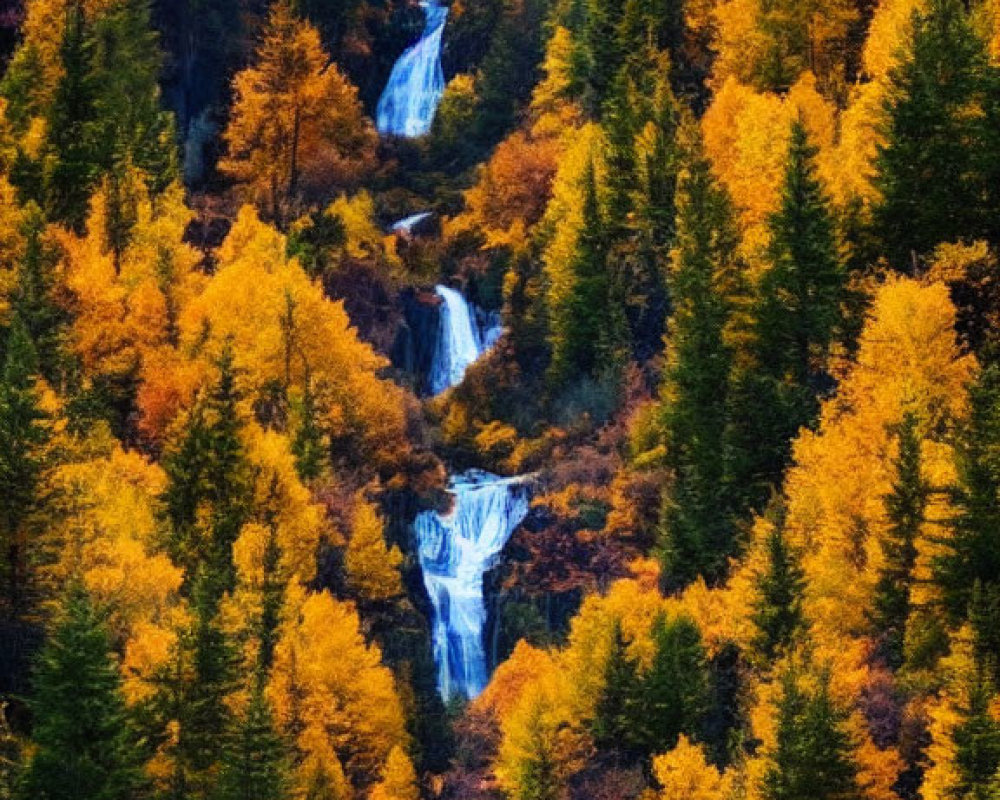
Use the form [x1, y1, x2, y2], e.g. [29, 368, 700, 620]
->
[376, 0, 448, 137]
[414, 470, 532, 700]
[428, 285, 502, 396]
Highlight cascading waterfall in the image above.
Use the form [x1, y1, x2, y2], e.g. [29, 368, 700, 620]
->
[376, 0, 449, 137]
[428, 285, 502, 395]
[414, 471, 532, 700]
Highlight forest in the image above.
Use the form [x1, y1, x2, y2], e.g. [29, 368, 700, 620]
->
[0, 0, 999, 798]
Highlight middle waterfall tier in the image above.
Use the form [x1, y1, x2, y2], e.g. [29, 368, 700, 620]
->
[428, 285, 501, 396]
[414, 470, 532, 700]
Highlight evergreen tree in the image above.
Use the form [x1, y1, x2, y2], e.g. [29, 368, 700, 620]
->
[873, 0, 1000, 270]
[727, 120, 844, 516]
[591, 619, 644, 757]
[869, 413, 928, 670]
[43, 0, 96, 231]
[0, 317, 49, 617]
[291, 377, 325, 482]
[162, 345, 252, 601]
[953, 666, 1000, 800]
[657, 127, 740, 590]
[18, 583, 144, 800]
[762, 666, 861, 800]
[154, 570, 239, 800]
[934, 363, 1000, 622]
[547, 161, 624, 387]
[751, 498, 805, 665]
[214, 678, 290, 800]
[640, 613, 710, 756]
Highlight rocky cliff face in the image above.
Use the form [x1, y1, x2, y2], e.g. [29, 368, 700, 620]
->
[392, 287, 443, 394]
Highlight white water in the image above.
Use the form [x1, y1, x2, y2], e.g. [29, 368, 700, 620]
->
[428, 285, 502, 395]
[376, 0, 449, 137]
[415, 470, 532, 699]
[391, 211, 433, 234]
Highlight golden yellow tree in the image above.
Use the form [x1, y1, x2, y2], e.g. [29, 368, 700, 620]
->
[345, 492, 404, 604]
[221, 0, 376, 223]
[652, 735, 733, 800]
[370, 745, 419, 800]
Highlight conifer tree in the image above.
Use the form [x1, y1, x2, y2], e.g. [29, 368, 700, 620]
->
[934, 363, 1000, 622]
[546, 160, 623, 387]
[751, 499, 805, 665]
[762, 667, 861, 800]
[215, 678, 290, 800]
[0, 316, 49, 616]
[657, 127, 740, 590]
[952, 666, 1000, 800]
[290, 377, 325, 482]
[18, 583, 144, 800]
[162, 345, 252, 601]
[870, 413, 928, 670]
[640, 613, 710, 756]
[727, 120, 844, 515]
[873, 0, 1000, 270]
[592, 619, 644, 757]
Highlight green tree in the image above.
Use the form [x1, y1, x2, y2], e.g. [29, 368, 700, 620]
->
[751, 498, 805, 665]
[872, 0, 1000, 270]
[869, 413, 928, 670]
[162, 345, 252, 601]
[214, 678, 290, 800]
[591, 619, 644, 756]
[953, 666, 1000, 800]
[934, 363, 1000, 623]
[762, 666, 861, 800]
[0, 317, 49, 617]
[18, 583, 145, 800]
[657, 127, 740, 591]
[546, 161, 625, 387]
[640, 613, 710, 756]
[727, 120, 844, 516]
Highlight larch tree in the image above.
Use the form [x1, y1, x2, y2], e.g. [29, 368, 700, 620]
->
[221, 0, 376, 225]
[345, 492, 404, 605]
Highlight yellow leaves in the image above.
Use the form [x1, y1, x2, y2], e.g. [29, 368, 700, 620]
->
[221, 1, 376, 219]
[327, 191, 386, 261]
[529, 26, 583, 137]
[652, 735, 733, 800]
[863, 0, 925, 81]
[475, 640, 557, 719]
[345, 492, 404, 603]
[702, 75, 837, 258]
[268, 587, 408, 785]
[180, 205, 408, 465]
[370, 746, 419, 800]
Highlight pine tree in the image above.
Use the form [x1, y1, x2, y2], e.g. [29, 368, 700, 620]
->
[0, 317, 49, 617]
[547, 160, 624, 387]
[873, 0, 1000, 270]
[934, 363, 1000, 622]
[751, 499, 805, 665]
[592, 620, 644, 757]
[154, 569, 239, 800]
[162, 345, 252, 601]
[214, 678, 290, 800]
[762, 666, 861, 800]
[953, 666, 1000, 800]
[43, 0, 96, 231]
[640, 613, 710, 756]
[18, 583, 144, 800]
[727, 120, 844, 516]
[657, 127, 740, 591]
[869, 413, 928, 670]
[290, 377, 325, 482]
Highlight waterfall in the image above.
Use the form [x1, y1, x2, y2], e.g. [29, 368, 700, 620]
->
[391, 211, 433, 234]
[376, 0, 449, 137]
[428, 285, 501, 395]
[414, 470, 532, 699]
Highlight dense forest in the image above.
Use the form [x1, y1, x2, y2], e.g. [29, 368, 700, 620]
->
[0, 0, 999, 798]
